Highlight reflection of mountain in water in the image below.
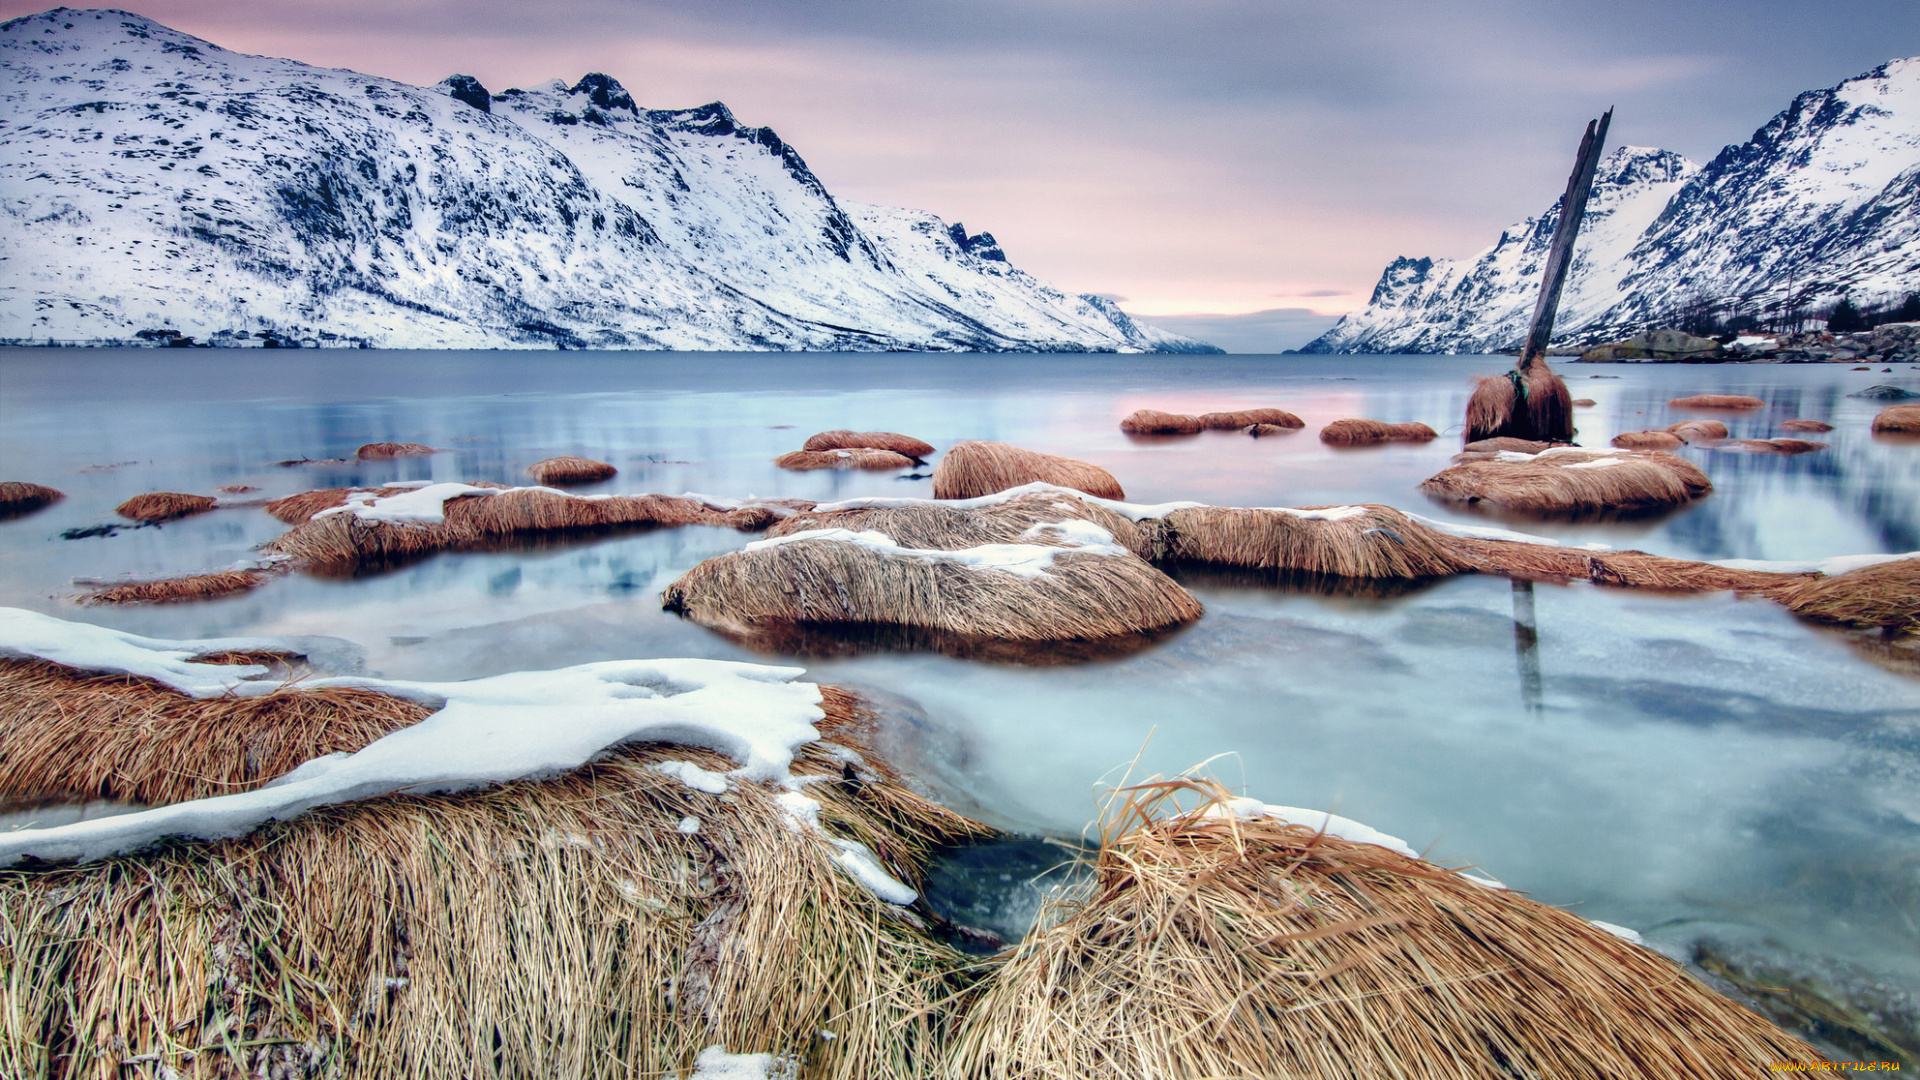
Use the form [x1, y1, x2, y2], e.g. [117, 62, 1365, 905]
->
[1593, 386, 1920, 557]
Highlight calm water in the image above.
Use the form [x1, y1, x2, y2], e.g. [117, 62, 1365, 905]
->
[5, 348, 1920, 1032]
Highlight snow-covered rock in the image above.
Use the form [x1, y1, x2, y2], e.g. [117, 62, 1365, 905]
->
[1305, 57, 1920, 354]
[0, 9, 1218, 353]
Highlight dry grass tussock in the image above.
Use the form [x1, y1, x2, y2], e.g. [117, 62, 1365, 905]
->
[1462, 437, 1553, 454]
[264, 488, 787, 569]
[1420, 450, 1711, 516]
[1572, 397, 1596, 406]
[266, 487, 358, 523]
[356, 442, 436, 458]
[932, 441, 1124, 500]
[76, 568, 273, 605]
[1465, 361, 1573, 443]
[803, 430, 935, 458]
[115, 492, 217, 523]
[1611, 430, 1685, 451]
[526, 456, 616, 486]
[1872, 405, 1920, 433]
[663, 532, 1200, 645]
[768, 491, 1149, 557]
[946, 779, 1817, 1080]
[0, 657, 434, 809]
[1202, 408, 1303, 429]
[1765, 558, 1920, 633]
[1437, 539, 1814, 594]
[1668, 419, 1729, 443]
[0, 482, 63, 518]
[0, 682, 987, 1080]
[1246, 423, 1294, 437]
[1670, 394, 1765, 410]
[1717, 439, 1828, 455]
[775, 448, 917, 471]
[1154, 505, 1472, 580]
[1120, 409, 1205, 435]
[1779, 419, 1834, 433]
[1320, 419, 1438, 445]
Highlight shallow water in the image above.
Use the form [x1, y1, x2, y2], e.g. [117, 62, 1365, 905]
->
[5, 347, 1920, 1034]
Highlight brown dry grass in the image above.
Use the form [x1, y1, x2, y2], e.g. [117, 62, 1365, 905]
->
[946, 779, 1818, 1080]
[803, 430, 935, 458]
[1465, 361, 1573, 443]
[1320, 419, 1439, 445]
[356, 442, 436, 458]
[1246, 423, 1295, 437]
[76, 568, 272, 605]
[1779, 419, 1834, 433]
[662, 533, 1201, 645]
[1572, 397, 1596, 406]
[1872, 405, 1920, 433]
[1420, 450, 1711, 515]
[264, 488, 782, 570]
[1667, 419, 1729, 443]
[932, 441, 1125, 500]
[1611, 430, 1685, 451]
[0, 482, 63, 517]
[527, 456, 617, 486]
[768, 491, 1149, 558]
[1201, 408, 1303, 430]
[115, 492, 217, 523]
[1121, 409, 1205, 435]
[1766, 559, 1920, 633]
[0, 658, 433, 809]
[0, 682, 987, 1080]
[265, 487, 355, 523]
[1155, 505, 1472, 580]
[1670, 394, 1765, 410]
[1463, 437, 1554, 454]
[775, 448, 918, 471]
[1717, 439, 1827, 455]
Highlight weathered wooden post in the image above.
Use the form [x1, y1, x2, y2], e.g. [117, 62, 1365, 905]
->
[1464, 109, 1612, 444]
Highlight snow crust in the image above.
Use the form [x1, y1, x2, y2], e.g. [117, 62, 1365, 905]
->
[1405, 513, 1616, 551]
[314, 482, 503, 524]
[1211, 796, 1420, 859]
[680, 1046, 798, 1080]
[1588, 919, 1645, 945]
[0, 608, 361, 693]
[1711, 551, 1920, 575]
[741, 524, 1130, 577]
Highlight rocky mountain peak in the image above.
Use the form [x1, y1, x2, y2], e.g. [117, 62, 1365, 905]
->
[436, 74, 491, 113]
[570, 73, 636, 114]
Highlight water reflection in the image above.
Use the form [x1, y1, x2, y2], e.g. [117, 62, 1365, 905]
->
[1511, 579, 1543, 717]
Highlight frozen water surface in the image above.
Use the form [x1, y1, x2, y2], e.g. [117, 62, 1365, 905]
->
[4, 347, 1920, 1022]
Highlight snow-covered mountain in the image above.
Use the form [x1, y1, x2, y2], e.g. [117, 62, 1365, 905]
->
[1304, 58, 1920, 354]
[0, 9, 1218, 352]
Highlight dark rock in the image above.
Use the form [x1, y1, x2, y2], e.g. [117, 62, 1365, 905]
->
[570, 73, 635, 114]
[1848, 385, 1920, 400]
[435, 74, 490, 113]
[947, 223, 1007, 262]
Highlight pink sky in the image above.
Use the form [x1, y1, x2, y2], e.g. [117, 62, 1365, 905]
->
[5, 0, 1913, 333]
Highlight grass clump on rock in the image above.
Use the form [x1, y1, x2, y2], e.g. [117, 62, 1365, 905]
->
[1872, 405, 1920, 434]
[1320, 419, 1438, 445]
[1151, 504, 1471, 581]
[76, 568, 273, 605]
[115, 492, 217, 523]
[1670, 394, 1765, 410]
[0, 651, 986, 1080]
[775, 448, 918, 471]
[947, 778, 1816, 1080]
[1202, 407, 1303, 429]
[1120, 409, 1205, 435]
[662, 526, 1201, 651]
[0, 482, 63, 518]
[527, 456, 617, 486]
[1465, 361, 1573, 443]
[1779, 419, 1834, 433]
[1667, 419, 1729, 443]
[1421, 448, 1710, 516]
[1611, 430, 1685, 451]
[356, 441, 436, 458]
[932, 441, 1124, 500]
[803, 430, 935, 459]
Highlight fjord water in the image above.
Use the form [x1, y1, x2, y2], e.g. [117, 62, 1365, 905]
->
[5, 348, 1920, 1011]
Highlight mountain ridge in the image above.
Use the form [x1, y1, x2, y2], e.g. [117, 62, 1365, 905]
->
[0, 8, 1218, 352]
[1303, 57, 1920, 355]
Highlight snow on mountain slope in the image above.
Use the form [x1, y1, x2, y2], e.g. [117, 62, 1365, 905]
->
[1305, 57, 1920, 354]
[1305, 147, 1697, 354]
[0, 9, 1217, 352]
